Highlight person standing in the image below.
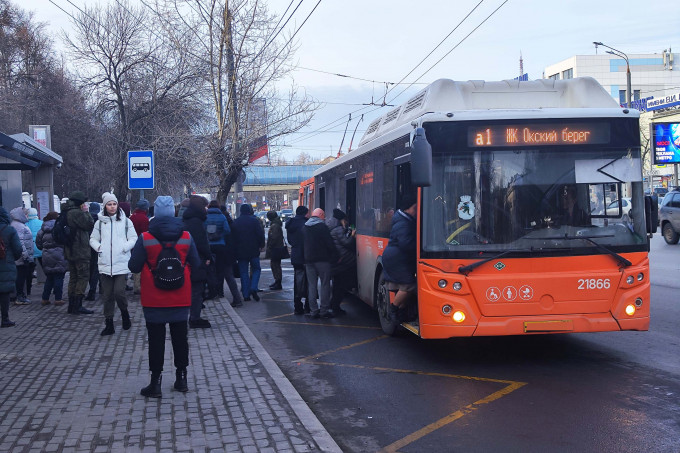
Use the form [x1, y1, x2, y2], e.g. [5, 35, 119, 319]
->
[265, 210, 284, 290]
[130, 199, 150, 295]
[326, 209, 357, 316]
[231, 204, 265, 302]
[128, 196, 201, 397]
[25, 208, 42, 297]
[0, 207, 24, 327]
[85, 202, 101, 301]
[90, 193, 137, 336]
[182, 195, 212, 328]
[10, 207, 34, 305]
[220, 206, 243, 307]
[382, 194, 418, 322]
[286, 206, 310, 315]
[64, 191, 95, 315]
[205, 200, 231, 299]
[303, 208, 338, 318]
[36, 212, 67, 306]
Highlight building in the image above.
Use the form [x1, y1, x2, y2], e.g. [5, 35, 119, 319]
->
[544, 50, 678, 107]
[544, 49, 679, 189]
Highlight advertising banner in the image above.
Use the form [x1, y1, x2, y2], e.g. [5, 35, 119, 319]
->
[652, 123, 680, 164]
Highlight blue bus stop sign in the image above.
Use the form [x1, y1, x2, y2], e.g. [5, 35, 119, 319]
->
[128, 150, 154, 189]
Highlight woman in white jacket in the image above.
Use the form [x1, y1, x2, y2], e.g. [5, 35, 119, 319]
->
[90, 192, 137, 336]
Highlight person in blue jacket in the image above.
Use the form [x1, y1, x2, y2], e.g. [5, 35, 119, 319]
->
[205, 200, 240, 306]
[0, 207, 25, 327]
[381, 194, 418, 322]
[231, 204, 265, 301]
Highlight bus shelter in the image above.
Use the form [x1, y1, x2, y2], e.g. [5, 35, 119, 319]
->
[0, 131, 63, 217]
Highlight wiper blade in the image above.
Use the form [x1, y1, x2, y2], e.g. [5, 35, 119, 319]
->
[458, 249, 532, 276]
[525, 233, 632, 268]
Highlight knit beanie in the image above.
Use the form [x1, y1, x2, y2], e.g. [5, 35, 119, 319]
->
[154, 196, 175, 218]
[69, 191, 88, 205]
[136, 199, 150, 212]
[89, 202, 101, 215]
[189, 195, 209, 210]
[102, 192, 118, 206]
[240, 204, 253, 215]
[332, 208, 346, 221]
[27, 208, 38, 220]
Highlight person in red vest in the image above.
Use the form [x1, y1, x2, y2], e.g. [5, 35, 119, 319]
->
[128, 196, 201, 398]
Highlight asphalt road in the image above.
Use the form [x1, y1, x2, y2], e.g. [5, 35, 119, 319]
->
[237, 234, 680, 453]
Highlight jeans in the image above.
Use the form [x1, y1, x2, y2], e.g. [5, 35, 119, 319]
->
[145, 321, 189, 373]
[305, 261, 332, 315]
[238, 257, 261, 299]
[99, 274, 128, 318]
[42, 273, 65, 301]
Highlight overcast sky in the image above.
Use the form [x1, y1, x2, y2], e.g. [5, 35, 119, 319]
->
[30, 0, 680, 160]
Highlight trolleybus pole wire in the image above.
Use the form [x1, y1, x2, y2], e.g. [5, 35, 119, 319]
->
[348, 114, 364, 152]
[338, 114, 352, 155]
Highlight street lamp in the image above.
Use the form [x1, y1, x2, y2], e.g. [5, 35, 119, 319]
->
[593, 41, 631, 107]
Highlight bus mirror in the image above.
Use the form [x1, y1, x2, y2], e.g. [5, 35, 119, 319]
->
[644, 195, 658, 234]
[411, 127, 432, 187]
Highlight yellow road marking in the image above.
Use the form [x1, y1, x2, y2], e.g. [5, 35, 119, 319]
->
[294, 337, 527, 452]
[258, 313, 293, 322]
[270, 321, 382, 330]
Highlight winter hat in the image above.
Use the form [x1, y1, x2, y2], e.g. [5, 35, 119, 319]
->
[189, 195, 209, 210]
[295, 206, 309, 216]
[154, 196, 176, 218]
[332, 208, 346, 221]
[208, 200, 220, 209]
[266, 210, 278, 221]
[102, 192, 118, 206]
[89, 202, 101, 214]
[69, 191, 88, 205]
[136, 199, 150, 212]
[27, 208, 38, 220]
[240, 204, 253, 215]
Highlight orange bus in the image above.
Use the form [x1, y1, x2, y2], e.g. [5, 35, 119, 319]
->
[309, 78, 657, 338]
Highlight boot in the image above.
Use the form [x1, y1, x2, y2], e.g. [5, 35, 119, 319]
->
[174, 368, 188, 392]
[85, 290, 96, 301]
[100, 317, 115, 336]
[140, 373, 162, 398]
[121, 309, 131, 330]
[41, 299, 51, 306]
[0, 299, 14, 327]
[269, 281, 282, 290]
[77, 295, 94, 314]
[54, 300, 65, 306]
[67, 296, 77, 314]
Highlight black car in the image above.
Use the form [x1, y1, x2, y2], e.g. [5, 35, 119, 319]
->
[659, 190, 680, 244]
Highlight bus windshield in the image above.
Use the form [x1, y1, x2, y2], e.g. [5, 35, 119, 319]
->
[421, 126, 646, 258]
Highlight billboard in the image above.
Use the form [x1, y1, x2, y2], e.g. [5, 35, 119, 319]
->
[652, 122, 680, 164]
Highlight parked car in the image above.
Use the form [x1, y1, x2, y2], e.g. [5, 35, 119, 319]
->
[659, 190, 680, 244]
[605, 197, 632, 222]
[279, 208, 294, 222]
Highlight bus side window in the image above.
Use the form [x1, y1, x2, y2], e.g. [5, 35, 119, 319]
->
[395, 163, 413, 210]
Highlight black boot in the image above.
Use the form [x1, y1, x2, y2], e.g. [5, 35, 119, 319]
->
[140, 373, 162, 398]
[77, 295, 94, 314]
[85, 290, 96, 301]
[100, 317, 115, 336]
[174, 368, 188, 392]
[1, 298, 14, 327]
[269, 281, 282, 290]
[67, 296, 77, 314]
[121, 309, 131, 330]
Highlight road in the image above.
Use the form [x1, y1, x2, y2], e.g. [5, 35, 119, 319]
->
[237, 234, 680, 452]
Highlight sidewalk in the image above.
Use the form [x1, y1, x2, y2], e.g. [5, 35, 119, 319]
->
[0, 280, 341, 453]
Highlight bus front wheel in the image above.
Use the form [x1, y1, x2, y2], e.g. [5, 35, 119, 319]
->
[376, 272, 399, 336]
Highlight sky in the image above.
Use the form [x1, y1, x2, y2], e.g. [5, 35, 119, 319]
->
[29, 0, 680, 161]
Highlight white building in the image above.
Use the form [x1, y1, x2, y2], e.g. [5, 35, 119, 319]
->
[545, 50, 680, 189]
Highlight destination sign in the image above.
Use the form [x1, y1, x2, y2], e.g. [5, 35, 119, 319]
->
[469, 123, 611, 147]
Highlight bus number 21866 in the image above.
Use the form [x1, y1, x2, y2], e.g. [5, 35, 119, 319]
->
[577, 278, 611, 290]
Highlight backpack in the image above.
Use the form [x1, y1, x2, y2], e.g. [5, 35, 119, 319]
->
[148, 240, 186, 290]
[53, 211, 74, 246]
[0, 225, 7, 260]
[206, 223, 222, 242]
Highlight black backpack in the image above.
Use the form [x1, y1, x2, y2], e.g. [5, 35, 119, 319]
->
[206, 222, 222, 242]
[149, 240, 186, 290]
[53, 211, 74, 246]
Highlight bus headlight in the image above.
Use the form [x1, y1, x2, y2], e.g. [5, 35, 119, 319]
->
[624, 304, 636, 316]
[452, 311, 466, 323]
[438, 279, 448, 289]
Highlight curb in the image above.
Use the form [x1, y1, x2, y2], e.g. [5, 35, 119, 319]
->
[224, 301, 343, 453]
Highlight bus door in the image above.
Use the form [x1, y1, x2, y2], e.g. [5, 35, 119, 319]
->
[344, 173, 357, 227]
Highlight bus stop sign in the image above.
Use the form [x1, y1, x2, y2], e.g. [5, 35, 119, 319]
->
[128, 150, 154, 189]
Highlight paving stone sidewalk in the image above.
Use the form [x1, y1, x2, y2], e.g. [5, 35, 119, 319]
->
[0, 281, 340, 453]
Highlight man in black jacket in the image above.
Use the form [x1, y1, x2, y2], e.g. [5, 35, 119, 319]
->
[231, 204, 265, 301]
[303, 208, 338, 318]
[182, 195, 212, 328]
[285, 206, 310, 314]
[326, 209, 356, 316]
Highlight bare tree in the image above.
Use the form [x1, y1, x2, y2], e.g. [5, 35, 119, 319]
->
[152, 0, 319, 203]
